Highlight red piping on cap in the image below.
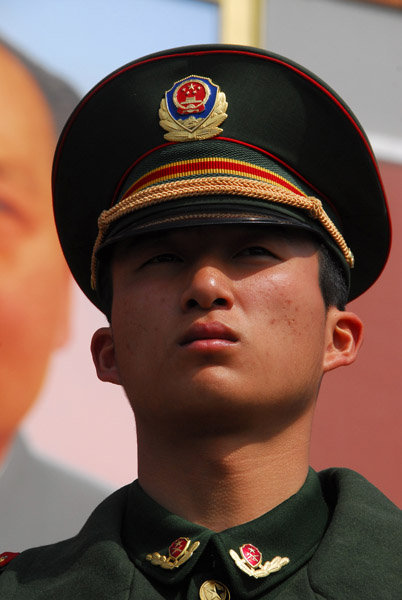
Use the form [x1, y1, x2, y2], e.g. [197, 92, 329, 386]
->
[111, 142, 175, 206]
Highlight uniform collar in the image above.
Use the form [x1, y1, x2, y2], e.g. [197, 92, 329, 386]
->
[122, 468, 329, 599]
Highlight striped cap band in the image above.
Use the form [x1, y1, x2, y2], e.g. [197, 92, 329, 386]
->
[121, 157, 306, 198]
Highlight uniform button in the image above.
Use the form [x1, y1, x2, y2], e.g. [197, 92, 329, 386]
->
[199, 579, 231, 599]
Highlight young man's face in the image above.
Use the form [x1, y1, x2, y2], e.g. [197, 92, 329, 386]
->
[94, 224, 350, 435]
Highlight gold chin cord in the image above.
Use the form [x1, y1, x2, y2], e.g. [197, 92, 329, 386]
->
[90, 176, 354, 290]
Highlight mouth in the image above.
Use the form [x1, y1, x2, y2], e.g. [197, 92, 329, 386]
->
[179, 322, 239, 347]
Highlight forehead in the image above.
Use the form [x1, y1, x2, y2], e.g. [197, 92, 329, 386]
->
[0, 46, 56, 221]
[0, 47, 55, 170]
[0, 46, 54, 141]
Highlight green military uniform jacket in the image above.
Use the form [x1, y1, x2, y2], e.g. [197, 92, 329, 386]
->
[1, 468, 401, 599]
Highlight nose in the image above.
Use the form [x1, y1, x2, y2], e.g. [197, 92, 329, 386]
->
[180, 263, 235, 311]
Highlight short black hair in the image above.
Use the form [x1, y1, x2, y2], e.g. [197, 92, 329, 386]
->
[318, 243, 348, 311]
[97, 251, 114, 322]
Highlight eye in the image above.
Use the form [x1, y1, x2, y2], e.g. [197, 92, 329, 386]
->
[0, 198, 18, 216]
[142, 252, 182, 267]
[235, 246, 277, 258]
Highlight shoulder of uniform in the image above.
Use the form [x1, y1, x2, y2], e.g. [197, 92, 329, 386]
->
[0, 552, 19, 573]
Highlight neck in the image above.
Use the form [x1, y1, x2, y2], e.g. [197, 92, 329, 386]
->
[137, 412, 313, 532]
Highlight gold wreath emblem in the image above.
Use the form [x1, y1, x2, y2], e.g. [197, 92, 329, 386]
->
[146, 540, 200, 570]
[159, 91, 228, 142]
[229, 548, 290, 579]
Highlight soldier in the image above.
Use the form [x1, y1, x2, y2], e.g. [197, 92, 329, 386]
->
[1, 44, 400, 598]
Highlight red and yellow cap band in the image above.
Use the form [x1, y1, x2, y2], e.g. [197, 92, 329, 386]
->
[121, 157, 307, 198]
[91, 172, 354, 290]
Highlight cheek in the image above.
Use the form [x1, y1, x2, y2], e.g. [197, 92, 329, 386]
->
[243, 268, 326, 351]
[0, 232, 69, 429]
[0, 231, 67, 344]
[243, 270, 327, 403]
[111, 285, 172, 370]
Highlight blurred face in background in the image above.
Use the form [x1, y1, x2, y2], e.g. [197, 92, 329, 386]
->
[0, 46, 69, 450]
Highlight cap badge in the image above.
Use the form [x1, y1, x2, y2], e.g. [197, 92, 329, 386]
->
[229, 543, 289, 579]
[146, 536, 200, 570]
[159, 75, 228, 142]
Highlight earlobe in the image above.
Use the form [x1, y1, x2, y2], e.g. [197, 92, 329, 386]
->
[91, 327, 121, 385]
[323, 309, 364, 373]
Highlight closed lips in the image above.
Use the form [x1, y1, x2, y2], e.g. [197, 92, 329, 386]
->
[179, 323, 238, 345]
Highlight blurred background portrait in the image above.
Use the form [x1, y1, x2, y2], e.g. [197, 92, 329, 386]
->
[0, 39, 113, 550]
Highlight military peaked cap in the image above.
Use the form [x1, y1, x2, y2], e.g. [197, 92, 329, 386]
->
[52, 44, 390, 312]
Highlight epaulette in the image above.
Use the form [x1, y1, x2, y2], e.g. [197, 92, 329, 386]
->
[0, 552, 19, 574]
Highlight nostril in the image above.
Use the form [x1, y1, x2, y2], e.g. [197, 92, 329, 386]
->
[213, 298, 227, 306]
[186, 298, 198, 308]
[185, 296, 228, 310]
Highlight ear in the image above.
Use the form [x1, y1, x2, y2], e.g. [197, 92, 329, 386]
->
[323, 309, 364, 373]
[91, 327, 121, 385]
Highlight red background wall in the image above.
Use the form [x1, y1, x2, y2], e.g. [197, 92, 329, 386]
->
[311, 162, 402, 507]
